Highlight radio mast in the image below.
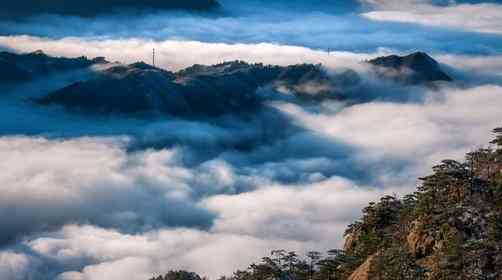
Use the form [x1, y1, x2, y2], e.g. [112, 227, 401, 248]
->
[152, 48, 156, 67]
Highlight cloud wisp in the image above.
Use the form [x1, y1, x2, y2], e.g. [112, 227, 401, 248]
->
[362, 1, 502, 35]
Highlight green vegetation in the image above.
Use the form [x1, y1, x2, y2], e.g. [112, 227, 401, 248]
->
[150, 270, 204, 280]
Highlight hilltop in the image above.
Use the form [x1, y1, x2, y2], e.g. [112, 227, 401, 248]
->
[0, 50, 107, 84]
[368, 52, 452, 84]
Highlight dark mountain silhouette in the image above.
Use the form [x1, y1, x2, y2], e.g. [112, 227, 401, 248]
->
[15, 50, 451, 117]
[150, 270, 202, 280]
[368, 52, 452, 84]
[0, 50, 107, 84]
[0, 58, 32, 83]
[37, 60, 355, 117]
[1, 0, 220, 19]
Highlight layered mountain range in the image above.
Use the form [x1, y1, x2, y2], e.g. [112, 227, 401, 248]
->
[38, 61, 361, 117]
[1, 50, 452, 117]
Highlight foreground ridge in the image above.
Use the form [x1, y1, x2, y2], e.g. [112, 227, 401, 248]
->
[150, 127, 502, 279]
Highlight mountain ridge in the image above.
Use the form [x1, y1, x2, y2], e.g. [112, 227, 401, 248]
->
[37, 60, 355, 117]
[0, 50, 108, 84]
[1, 0, 221, 18]
[368, 52, 452, 84]
[0, 50, 453, 117]
[30, 51, 451, 117]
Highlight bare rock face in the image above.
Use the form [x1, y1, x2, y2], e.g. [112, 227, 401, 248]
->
[348, 255, 377, 280]
[407, 219, 437, 259]
[344, 231, 361, 253]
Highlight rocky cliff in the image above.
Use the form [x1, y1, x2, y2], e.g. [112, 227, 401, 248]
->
[342, 129, 502, 279]
[149, 128, 502, 280]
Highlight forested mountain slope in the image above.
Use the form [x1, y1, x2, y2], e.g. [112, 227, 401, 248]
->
[150, 127, 502, 279]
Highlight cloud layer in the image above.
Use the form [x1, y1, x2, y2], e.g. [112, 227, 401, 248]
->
[1, 1, 501, 279]
[362, 1, 502, 35]
[1, 82, 501, 279]
[2, 0, 502, 55]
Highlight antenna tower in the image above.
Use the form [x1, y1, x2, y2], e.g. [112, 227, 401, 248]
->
[153, 48, 156, 66]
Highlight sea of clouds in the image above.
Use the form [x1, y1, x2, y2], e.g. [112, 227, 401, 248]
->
[0, 0, 502, 279]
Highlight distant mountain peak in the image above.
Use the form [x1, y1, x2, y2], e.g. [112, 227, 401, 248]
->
[91, 57, 109, 64]
[30, 50, 47, 56]
[129, 62, 160, 71]
[369, 51, 437, 68]
[368, 51, 452, 84]
[0, 51, 107, 84]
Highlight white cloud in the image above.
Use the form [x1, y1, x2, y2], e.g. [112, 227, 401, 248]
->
[24, 225, 315, 280]
[359, 0, 433, 9]
[57, 258, 154, 280]
[0, 251, 32, 280]
[0, 136, 227, 243]
[362, 2, 502, 35]
[1, 83, 499, 280]
[437, 54, 502, 84]
[276, 84, 502, 186]
[0, 36, 373, 71]
[204, 177, 383, 244]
